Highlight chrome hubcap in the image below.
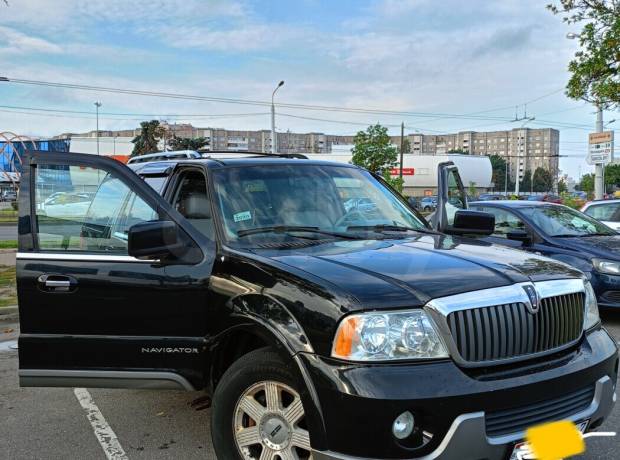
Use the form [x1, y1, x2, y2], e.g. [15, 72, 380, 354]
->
[234, 381, 312, 460]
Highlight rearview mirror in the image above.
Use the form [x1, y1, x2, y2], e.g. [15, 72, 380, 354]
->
[506, 229, 532, 245]
[444, 210, 495, 236]
[128, 220, 181, 259]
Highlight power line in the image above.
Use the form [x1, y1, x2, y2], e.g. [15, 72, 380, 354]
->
[0, 77, 531, 121]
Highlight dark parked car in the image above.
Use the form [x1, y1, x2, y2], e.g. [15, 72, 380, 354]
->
[16, 152, 617, 460]
[477, 193, 505, 201]
[471, 200, 620, 308]
[526, 194, 562, 204]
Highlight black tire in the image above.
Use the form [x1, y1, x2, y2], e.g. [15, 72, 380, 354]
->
[211, 347, 308, 460]
[424, 206, 431, 212]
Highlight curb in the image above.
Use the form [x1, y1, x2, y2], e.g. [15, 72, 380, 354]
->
[0, 306, 18, 317]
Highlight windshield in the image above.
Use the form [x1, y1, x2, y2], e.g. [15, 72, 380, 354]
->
[211, 164, 427, 244]
[520, 205, 614, 237]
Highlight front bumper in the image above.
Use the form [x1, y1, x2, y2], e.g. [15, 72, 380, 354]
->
[298, 328, 618, 460]
[312, 376, 615, 460]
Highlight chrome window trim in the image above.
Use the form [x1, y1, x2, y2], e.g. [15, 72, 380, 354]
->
[16, 252, 157, 263]
[425, 278, 586, 368]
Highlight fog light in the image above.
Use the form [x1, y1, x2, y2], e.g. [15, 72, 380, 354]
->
[392, 411, 415, 440]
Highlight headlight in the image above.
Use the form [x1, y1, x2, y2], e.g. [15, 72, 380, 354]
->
[592, 258, 620, 275]
[332, 310, 448, 361]
[583, 280, 600, 330]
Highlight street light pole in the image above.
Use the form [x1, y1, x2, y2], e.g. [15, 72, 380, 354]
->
[594, 104, 604, 200]
[271, 81, 284, 154]
[94, 102, 102, 156]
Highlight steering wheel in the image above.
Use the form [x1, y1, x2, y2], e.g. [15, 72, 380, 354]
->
[335, 209, 366, 228]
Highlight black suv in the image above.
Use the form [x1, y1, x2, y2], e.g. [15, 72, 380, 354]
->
[17, 151, 618, 460]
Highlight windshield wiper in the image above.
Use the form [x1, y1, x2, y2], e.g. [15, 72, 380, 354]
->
[347, 224, 433, 233]
[554, 232, 612, 238]
[237, 225, 362, 239]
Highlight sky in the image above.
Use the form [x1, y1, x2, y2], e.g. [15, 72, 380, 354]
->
[0, 0, 618, 179]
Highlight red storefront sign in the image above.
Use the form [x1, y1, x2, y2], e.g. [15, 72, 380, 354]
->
[389, 168, 415, 176]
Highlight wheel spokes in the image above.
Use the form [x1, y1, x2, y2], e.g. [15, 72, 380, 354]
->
[283, 397, 304, 425]
[236, 426, 261, 447]
[291, 427, 311, 451]
[239, 395, 267, 423]
[259, 446, 278, 460]
[264, 381, 281, 411]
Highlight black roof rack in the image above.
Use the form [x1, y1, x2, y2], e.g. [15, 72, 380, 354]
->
[204, 150, 308, 159]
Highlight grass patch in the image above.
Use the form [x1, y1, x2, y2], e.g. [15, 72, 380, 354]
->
[0, 265, 16, 308]
[0, 240, 17, 249]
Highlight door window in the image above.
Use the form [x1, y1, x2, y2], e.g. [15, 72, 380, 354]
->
[35, 164, 159, 252]
[583, 203, 620, 222]
[171, 170, 215, 240]
[446, 168, 466, 225]
[478, 207, 526, 238]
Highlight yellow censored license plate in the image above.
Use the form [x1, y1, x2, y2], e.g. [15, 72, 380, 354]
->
[509, 420, 588, 460]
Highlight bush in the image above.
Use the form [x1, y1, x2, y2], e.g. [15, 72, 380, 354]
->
[10, 201, 17, 211]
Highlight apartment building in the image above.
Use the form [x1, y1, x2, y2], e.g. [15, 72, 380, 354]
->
[402, 128, 559, 183]
[60, 123, 558, 182]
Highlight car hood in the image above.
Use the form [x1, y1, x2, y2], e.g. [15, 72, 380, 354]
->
[252, 234, 582, 310]
[552, 234, 620, 259]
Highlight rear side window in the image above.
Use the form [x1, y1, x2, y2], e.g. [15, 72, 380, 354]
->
[584, 203, 620, 221]
[35, 164, 159, 252]
[477, 206, 526, 238]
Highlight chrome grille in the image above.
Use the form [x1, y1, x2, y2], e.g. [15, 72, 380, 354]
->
[446, 293, 584, 363]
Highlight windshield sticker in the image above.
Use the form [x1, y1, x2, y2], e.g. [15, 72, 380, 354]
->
[234, 211, 252, 222]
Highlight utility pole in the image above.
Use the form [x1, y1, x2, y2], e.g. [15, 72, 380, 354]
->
[271, 81, 284, 154]
[399, 122, 404, 178]
[512, 106, 535, 196]
[94, 102, 102, 156]
[594, 104, 604, 200]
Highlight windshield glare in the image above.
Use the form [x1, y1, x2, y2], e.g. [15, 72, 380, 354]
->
[212, 164, 426, 243]
[520, 205, 614, 237]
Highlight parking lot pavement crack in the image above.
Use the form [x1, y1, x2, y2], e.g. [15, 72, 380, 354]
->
[74, 387, 129, 460]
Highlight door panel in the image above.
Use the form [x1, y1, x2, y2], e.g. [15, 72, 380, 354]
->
[17, 151, 215, 389]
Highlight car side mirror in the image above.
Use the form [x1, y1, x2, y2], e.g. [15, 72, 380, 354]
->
[128, 220, 181, 259]
[444, 210, 495, 236]
[506, 229, 532, 245]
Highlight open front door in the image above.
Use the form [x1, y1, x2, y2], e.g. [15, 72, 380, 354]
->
[432, 161, 468, 232]
[17, 151, 214, 391]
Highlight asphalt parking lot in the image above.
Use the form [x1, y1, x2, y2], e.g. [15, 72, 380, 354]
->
[1, 311, 619, 460]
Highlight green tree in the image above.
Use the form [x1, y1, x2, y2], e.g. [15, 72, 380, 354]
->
[520, 170, 532, 193]
[579, 173, 595, 193]
[352, 124, 398, 173]
[604, 163, 620, 191]
[558, 178, 568, 194]
[447, 148, 469, 154]
[533, 167, 554, 192]
[548, 1, 620, 108]
[489, 154, 513, 192]
[167, 136, 209, 151]
[352, 124, 403, 192]
[131, 120, 165, 157]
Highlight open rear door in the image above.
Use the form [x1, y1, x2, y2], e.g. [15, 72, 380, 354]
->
[432, 161, 468, 232]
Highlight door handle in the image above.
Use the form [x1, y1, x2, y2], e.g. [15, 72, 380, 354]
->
[37, 274, 77, 292]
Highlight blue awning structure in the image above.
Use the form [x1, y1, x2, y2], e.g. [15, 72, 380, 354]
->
[0, 139, 70, 173]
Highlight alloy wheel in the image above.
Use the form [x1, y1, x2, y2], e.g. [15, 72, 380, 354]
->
[233, 381, 312, 460]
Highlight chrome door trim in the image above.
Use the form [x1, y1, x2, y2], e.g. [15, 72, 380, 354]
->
[19, 369, 195, 391]
[16, 252, 157, 263]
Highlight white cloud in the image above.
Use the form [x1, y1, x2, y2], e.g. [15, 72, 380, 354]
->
[0, 26, 62, 55]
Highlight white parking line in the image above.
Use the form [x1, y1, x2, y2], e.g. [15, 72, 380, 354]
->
[74, 388, 129, 460]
